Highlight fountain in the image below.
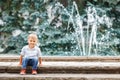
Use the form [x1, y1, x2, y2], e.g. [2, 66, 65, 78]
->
[42, 1, 117, 56]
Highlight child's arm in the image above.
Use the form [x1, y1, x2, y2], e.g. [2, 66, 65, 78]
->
[39, 57, 42, 66]
[18, 55, 23, 66]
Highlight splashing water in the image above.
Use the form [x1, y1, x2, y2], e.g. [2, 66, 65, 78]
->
[46, 1, 114, 56]
[72, 2, 113, 56]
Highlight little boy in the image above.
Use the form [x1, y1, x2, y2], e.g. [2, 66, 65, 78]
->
[18, 33, 42, 75]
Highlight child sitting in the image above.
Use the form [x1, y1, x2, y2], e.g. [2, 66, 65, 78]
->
[18, 33, 42, 75]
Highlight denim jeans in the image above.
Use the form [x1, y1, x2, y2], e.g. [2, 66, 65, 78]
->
[22, 57, 38, 70]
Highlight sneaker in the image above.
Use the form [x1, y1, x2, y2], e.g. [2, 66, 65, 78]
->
[20, 69, 26, 75]
[32, 70, 37, 75]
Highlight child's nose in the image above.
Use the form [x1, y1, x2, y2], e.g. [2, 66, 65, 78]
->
[31, 41, 35, 44]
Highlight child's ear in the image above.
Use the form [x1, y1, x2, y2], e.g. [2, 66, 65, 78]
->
[27, 39, 30, 43]
[36, 39, 38, 43]
[27, 40, 29, 43]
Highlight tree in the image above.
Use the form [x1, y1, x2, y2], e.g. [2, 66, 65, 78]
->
[0, 0, 120, 56]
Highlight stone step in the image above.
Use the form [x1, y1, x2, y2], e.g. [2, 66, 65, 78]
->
[0, 73, 120, 80]
[1, 61, 120, 74]
[1, 56, 120, 74]
[1, 56, 120, 62]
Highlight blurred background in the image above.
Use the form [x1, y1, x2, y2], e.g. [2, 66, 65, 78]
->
[0, 0, 120, 56]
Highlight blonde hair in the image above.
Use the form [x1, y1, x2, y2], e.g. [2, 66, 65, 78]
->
[28, 33, 38, 41]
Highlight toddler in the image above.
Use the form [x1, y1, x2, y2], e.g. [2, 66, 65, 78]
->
[18, 33, 42, 75]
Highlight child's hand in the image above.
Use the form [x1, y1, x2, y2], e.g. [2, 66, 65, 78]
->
[18, 63, 22, 66]
[39, 64, 42, 67]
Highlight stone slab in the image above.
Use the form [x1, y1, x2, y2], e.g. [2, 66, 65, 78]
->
[1, 62, 120, 73]
[1, 73, 120, 80]
[1, 56, 120, 62]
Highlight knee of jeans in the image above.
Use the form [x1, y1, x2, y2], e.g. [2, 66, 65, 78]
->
[23, 57, 29, 61]
[32, 58, 38, 62]
[22, 57, 29, 63]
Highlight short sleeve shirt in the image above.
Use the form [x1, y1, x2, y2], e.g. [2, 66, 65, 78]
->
[20, 45, 42, 59]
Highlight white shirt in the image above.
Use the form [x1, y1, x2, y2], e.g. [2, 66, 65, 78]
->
[20, 45, 42, 59]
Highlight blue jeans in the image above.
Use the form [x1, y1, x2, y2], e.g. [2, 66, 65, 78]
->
[22, 57, 38, 70]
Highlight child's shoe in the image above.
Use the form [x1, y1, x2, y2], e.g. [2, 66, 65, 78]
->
[32, 70, 37, 75]
[20, 69, 26, 75]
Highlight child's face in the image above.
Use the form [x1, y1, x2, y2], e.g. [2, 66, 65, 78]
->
[28, 37, 37, 48]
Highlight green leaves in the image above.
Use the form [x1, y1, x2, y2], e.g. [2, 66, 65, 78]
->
[0, 0, 120, 56]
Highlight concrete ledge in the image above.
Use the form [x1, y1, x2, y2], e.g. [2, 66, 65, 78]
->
[1, 62, 120, 73]
[1, 56, 120, 62]
[1, 73, 120, 80]
[1, 56, 120, 79]
[1, 56, 120, 74]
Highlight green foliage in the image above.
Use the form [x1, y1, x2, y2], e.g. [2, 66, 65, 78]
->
[0, 0, 120, 56]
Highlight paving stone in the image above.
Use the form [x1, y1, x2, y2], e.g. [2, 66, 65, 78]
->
[1, 73, 120, 80]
